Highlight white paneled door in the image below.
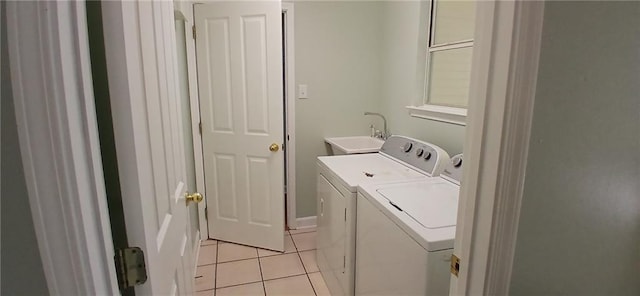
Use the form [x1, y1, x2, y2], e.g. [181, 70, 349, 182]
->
[195, 1, 285, 251]
[103, 1, 197, 294]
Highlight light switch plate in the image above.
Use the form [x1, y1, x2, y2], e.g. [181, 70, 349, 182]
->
[298, 84, 308, 99]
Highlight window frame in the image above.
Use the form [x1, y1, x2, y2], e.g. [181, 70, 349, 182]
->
[408, 0, 474, 126]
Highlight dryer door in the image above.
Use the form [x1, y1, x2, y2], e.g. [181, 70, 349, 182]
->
[316, 174, 347, 296]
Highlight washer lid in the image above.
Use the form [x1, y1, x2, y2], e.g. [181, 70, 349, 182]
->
[377, 180, 459, 229]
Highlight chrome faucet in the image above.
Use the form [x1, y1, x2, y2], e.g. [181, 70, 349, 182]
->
[364, 112, 389, 139]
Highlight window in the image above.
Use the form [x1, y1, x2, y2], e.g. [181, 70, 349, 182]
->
[408, 0, 475, 125]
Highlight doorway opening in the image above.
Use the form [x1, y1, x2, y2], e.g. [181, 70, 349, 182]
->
[282, 3, 297, 231]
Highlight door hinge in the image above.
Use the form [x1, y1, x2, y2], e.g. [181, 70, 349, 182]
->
[344, 208, 347, 221]
[114, 247, 148, 290]
[199, 122, 202, 134]
[343, 256, 346, 269]
[450, 254, 460, 277]
[192, 25, 196, 39]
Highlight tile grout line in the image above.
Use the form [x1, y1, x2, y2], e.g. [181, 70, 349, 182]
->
[215, 257, 266, 291]
[300, 251, 318, 296]
[255, 248, 267, 296]
[216, 241, 289, 265]
[261, 280, 267, 296]
[200, 231, 318, 295]
[260, 230, 291, 296]
[198, 288, 214, 295]
[291, 231, 319, 296]
[262, 270, 310, 283]
[214, 241, 219, 291]
[217, 242, 279, 264]
[217, 256, 260, 264]
[196, 244, 217, 268]
[195, 241, 217, 293]
[216, 250, 291, 266]
[215, 279, 264, 290]
[261, 272, 323, 294]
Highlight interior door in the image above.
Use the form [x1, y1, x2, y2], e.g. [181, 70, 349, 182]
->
[102, 1, 198, 294]
[174, 6, 201, 269]
[195, 1, 285, 251]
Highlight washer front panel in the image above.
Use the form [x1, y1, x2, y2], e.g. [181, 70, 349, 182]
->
[356, 192, 452, 296]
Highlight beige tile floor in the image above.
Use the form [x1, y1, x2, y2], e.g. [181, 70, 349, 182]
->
[195, 228, 331, 296]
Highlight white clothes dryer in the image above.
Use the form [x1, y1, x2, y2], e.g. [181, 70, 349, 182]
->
[355, 154, 463, 296]
[316, 136, 450, 296]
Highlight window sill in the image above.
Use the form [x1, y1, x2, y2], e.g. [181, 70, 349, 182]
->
[406, 105, 467, 126]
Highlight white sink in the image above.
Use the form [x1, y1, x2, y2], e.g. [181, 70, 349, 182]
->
[325, 136, 385, 155]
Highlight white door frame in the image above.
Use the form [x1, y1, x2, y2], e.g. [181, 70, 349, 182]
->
[282, 2, 298, 230]
[6, 0, 545, 294]
[175, 1, 208, 241]
[451, 1, 545, 295]
[6, 1, 118, 294]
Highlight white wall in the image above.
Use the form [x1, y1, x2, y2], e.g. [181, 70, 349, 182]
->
[510, 2, 640, 294]
[294, 1, 383, 217]
[292, 1, 470, 218]
[378, 0, 465, 155]
[1, 1, 49, 292]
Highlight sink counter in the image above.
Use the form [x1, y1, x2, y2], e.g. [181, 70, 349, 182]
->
[325, 136, 385, 155]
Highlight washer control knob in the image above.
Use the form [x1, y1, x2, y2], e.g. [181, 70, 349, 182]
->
[453, 157, 463, 168]
[416, 148, 424, 157]
[424, 151, 432, 160]
[403, 142, 413, 153]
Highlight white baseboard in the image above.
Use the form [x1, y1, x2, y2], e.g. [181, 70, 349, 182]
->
[294, 216, 317, 229]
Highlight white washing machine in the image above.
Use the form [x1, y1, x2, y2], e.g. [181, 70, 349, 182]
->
[355, 154, 463, 296]
[316, 136, 450, 296]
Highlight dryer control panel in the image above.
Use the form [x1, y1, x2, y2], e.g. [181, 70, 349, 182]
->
[380, 136, 450, 176]
[441, 154, 463, 185]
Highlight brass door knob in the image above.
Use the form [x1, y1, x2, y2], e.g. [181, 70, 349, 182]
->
[185, 192, 203, 205]
[269, 143, 279, 152]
